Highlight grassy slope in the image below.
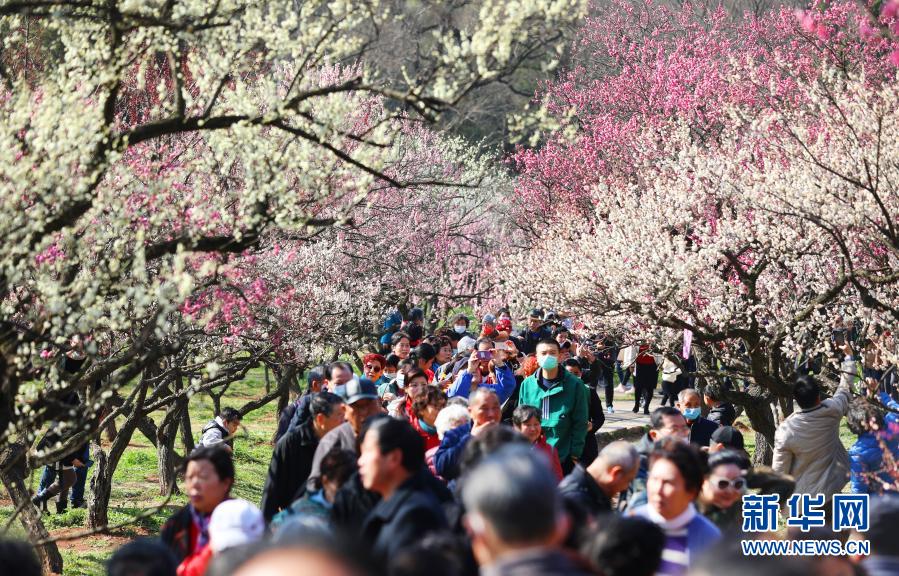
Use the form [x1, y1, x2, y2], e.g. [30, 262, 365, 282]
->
[0, 367, 279, 576]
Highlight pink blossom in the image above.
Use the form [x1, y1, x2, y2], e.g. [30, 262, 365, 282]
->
[882, 0, 899, 21]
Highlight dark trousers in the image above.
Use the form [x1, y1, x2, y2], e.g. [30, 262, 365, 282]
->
[41, 466, 77, 508]
[598, 369, 615, 407]
[616, 361, 631, 387]
[659, 380, 677, 406]
[632, 381, 653, 412]
[633, 364, 657, 413]
[39, 446, 90, 504]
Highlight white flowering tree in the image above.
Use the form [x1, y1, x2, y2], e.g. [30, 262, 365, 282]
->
[0, 0, 583, 569]
[506, 0, 899, 465]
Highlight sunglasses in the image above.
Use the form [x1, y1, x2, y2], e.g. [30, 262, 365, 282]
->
[364, 364, 382, 371]
[712, 477, 746, 491]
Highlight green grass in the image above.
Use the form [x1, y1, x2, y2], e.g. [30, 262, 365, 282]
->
[0, 366, 279, 576]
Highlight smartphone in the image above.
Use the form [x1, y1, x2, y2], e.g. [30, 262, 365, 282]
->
[476, 350, 492, 361]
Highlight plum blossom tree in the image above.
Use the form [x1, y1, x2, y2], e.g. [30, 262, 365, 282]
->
[0, 0, 583, 569]
[506, 0, 899, 464]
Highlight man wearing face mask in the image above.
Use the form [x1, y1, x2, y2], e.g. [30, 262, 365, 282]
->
[675, 388, 720, 448]
[480, 314, 497, 338]
[449, 313, 473, 340]
[517, 338, 589, 474]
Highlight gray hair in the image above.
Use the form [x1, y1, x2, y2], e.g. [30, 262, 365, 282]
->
[469, 387, 499, 406]
[435, 404, 471, 440]
[678, 388, 700, 403]
[461, 446, 561, 545]
[597, 441, 639, 475]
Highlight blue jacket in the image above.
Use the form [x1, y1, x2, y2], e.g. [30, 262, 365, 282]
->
[447, 364, 516, 403]
[433, 422, 472, 482]
[849, 392, 899, 495]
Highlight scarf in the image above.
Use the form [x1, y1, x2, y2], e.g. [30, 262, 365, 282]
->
[188, 504, 212, 550]
[419, 419, 438, 435]
[642, 502, 697, 531]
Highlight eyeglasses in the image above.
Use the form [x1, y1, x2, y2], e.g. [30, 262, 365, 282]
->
[712, 477, 746, 491]
[364, 364, 382, 371]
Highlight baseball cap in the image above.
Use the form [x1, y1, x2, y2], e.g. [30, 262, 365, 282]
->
[457, 336, 477, 354]
[341, 377, 378, 404]
[710, 426, 744, 450]
[209, 499, 265, 553]
[528, 308, 544, 319]
[482, 313, 496, 324]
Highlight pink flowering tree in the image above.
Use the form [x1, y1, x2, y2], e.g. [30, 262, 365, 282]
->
[507, 0, 899, 464]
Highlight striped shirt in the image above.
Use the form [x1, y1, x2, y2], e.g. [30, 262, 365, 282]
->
[658, 527, 689, 576]
[634, 503, 698, 576]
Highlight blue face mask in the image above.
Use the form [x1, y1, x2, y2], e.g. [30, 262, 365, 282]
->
[682, 407, 701, 421]
[538, 355, 559, 370]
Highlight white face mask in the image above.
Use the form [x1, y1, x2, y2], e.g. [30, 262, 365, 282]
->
[454, 325, 467, 334]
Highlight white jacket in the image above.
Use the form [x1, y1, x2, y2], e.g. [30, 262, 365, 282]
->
[772, 360, 854, 498]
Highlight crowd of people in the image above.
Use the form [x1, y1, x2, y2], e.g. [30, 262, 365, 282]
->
[8, 307, 899, 576]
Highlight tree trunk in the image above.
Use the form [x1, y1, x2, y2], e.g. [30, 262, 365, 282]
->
[276, 365, 297, 415]
[87, 373, 150, 530]
[742, 399, 777, 466]
[174, 371, 194, 455]
[0, 442, 63, 574]
[157, 436, 180, 496]
[157, 394, 186, 495]
[179, 405, 194, 455]
[157, 402, 184, 496]
[87, 442, 110, 530]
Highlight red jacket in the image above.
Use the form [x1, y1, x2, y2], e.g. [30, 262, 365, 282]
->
[534, 435, 564, 482]
[409, 414, 441, 451]
[176, 541, 211, 576]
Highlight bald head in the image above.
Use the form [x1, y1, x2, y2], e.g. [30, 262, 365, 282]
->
[596, 441, 639, 475]
[468, 388, 501, 427]
[587, 441, 641, 497]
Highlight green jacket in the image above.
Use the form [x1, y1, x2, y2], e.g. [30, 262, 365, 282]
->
[518, 368, 589, 462]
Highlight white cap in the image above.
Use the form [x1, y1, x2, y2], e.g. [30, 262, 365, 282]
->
[209, 499, 265, 553]
[457, 336, 477, 354]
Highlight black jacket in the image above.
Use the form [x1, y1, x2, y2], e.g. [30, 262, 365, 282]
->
[360, 473, 449, 564]
[558, 464, 612, 518]
[689, 416, 720, 447]
[482, 549, 598, 576]
[274, 401, 299, 444]
[260, 418, 319, 522]
[707, 403, 736, 427]
[332, 471, 381, 534]
[160, 505, 194, 563]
